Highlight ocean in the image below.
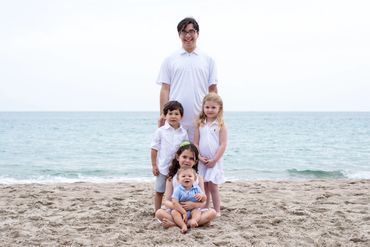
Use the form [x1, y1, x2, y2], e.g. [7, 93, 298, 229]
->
[0, 112, 369, 184]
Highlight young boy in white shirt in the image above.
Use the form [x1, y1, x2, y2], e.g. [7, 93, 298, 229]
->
[151, 101, 189, 213]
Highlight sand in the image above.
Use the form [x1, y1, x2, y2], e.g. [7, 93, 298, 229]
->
[0, 180, 369, 246]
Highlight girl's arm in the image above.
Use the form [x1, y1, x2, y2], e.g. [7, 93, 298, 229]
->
[163, 178, 175, 209]
[194, 127, 200, 147]
[172, 199, 186, 214]
[172, 198, 187, 222]
[207, 125, 228, 168]
[194, 127, 209, 164]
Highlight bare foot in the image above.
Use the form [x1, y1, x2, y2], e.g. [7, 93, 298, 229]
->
[216, 212, 221, 217]
[180, 225, 188, 234]
[188, 219, 199, 228]
[162, 218, 176, 228]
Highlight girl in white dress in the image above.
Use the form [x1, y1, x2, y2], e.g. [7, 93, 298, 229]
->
[194, 93, 227, 216]
[155, 142, 217, 229]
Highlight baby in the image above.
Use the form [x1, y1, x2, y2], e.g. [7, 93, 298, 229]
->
[171, 167, 206, 233]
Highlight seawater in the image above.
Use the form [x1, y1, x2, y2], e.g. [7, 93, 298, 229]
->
[0, 112, 369, 184]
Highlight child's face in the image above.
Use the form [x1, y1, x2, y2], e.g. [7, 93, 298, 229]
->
[165, 109, 182, 128]
[178, 169, 195, 188]
[177, 149, 196, 168]
[203, 100, 220, 119]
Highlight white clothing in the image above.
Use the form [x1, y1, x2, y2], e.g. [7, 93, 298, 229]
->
[151, 122, 189, 176]
[157, 48, 218, 139]
[198, 120, 225, 184]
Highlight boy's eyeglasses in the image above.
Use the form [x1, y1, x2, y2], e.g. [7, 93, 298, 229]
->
[180, 29, 197, 36]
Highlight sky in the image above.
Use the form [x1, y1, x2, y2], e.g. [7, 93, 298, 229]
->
[1, 0, 369, 112]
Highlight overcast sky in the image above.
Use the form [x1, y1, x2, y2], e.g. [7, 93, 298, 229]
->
[1, 0, 369, 111]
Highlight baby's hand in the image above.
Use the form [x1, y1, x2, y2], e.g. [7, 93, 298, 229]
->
[194, 193, 204, 202]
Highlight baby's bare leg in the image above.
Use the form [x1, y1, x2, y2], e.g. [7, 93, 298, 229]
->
[171, 210, 188, 233]
[188, 209, 201, 228]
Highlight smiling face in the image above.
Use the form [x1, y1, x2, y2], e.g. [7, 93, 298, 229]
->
[177, 168, 196, 189]
[165, 109, 182, 128]
[176, 149, 196, 169]
[203, 100, 221, 121]
[179, 23, 198, 53]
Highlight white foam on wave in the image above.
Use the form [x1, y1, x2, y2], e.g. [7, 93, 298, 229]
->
[345, 170, 370, 179]
[0, 176, 155, 185]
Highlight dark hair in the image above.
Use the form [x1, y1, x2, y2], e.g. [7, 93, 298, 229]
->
[163, 100, 184, 116]
[177, 17, 199, 34]
[168, 143, 199, 179]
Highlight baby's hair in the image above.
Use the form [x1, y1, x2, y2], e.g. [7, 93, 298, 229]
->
[196, 93, 224, 128]
[163, 100, 184, 117]
[168, 142, 199, 179]
[177, 167, 197, 181]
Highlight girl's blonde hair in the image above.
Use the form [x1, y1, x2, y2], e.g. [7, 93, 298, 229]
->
[196, 93, 224, 128]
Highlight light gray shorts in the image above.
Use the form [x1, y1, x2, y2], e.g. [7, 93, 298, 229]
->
[155, 173, 167, 193]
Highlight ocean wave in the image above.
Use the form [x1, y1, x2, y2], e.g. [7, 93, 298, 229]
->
[287, 169, 346, 179]
[0, 176, 155, 185]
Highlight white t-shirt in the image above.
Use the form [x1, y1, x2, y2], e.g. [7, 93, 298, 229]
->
[150, 122, 189, 176]
[156, 48, 218, 133]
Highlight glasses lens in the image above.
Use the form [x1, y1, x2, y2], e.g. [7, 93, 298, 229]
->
[181, 29, 196, 36]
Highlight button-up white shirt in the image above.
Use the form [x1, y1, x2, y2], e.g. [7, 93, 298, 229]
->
[151, 122, 189, 175]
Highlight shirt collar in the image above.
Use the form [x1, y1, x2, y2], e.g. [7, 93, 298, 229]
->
[203, 119, 218, 126]
[163, 121, 182, 130]
[179, 47, 199, 56]
[180, 184, 194, 191]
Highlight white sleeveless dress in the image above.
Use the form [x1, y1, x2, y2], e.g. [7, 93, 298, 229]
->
[198, 120, 225, 184]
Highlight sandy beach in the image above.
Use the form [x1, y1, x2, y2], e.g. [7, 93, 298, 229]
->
[0, 180, 369, 246]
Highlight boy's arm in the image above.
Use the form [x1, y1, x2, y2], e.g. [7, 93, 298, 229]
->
[150, 149, 159, 176]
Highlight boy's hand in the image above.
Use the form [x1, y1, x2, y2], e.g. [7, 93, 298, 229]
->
[152, 164, 159, 176]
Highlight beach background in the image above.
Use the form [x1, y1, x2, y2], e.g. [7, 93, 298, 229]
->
[1, 112, 370, 246]
[1, 112, 370, 183]
[1, 0, 370, 245]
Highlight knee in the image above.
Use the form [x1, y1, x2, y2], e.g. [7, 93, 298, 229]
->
[206, 209, 217, 220]
[156, 192, 164, 196]
[155, 209, 164, 219]
[170, 210, 179, 217]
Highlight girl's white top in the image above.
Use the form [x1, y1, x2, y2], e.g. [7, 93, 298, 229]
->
[198, 120, 225, 184]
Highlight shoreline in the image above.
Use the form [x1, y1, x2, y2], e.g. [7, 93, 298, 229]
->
[1, 179, 369, 246]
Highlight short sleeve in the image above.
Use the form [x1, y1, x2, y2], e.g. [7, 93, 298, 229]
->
[150, 129, 161, 150]
[172, 187, 181, 200]
[156, 57, 171, 85]
[208, 57, 218, 85]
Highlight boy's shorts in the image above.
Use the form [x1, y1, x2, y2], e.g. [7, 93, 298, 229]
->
[155, 173, 167, 193]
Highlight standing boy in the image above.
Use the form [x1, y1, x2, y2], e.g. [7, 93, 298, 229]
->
[151, 101, 189, 213]
[156, 17, 218, 141]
